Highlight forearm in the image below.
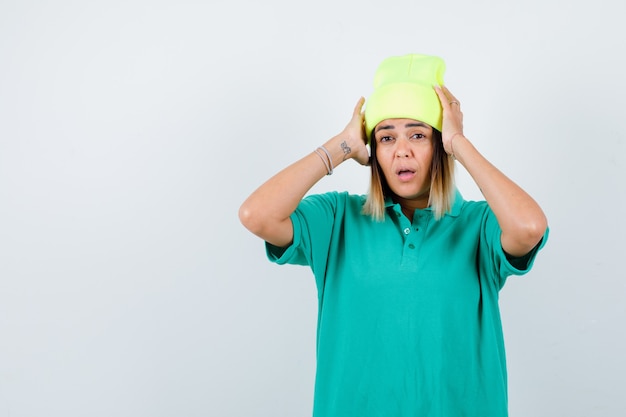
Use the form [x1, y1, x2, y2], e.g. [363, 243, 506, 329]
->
[453, 135, 548, 257]
[239, 135, 353, 247]
[239, 97, 367, 247]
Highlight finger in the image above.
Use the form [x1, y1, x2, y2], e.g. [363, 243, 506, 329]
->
[353, 97, 365, 117]
[441, 85, 460, 106]
[434, 85, 459, 114]
[433, 85, 450, 108]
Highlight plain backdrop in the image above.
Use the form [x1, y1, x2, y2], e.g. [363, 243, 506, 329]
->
[1, 0, 625, 416]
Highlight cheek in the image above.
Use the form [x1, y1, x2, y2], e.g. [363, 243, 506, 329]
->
[417, 144, 435, 165]
[374, 150, 394, 173]
[421, 151, 434, 165]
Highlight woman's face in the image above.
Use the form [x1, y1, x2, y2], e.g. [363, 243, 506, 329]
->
[374, 118, 434, 204]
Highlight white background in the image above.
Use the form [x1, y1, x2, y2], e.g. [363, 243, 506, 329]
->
[1, 0, 625, 416]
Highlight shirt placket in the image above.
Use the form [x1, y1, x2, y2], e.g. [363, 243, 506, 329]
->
[396, 208, 430, 268]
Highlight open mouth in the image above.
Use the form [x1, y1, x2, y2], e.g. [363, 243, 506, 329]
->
[397, 169, 416, 181]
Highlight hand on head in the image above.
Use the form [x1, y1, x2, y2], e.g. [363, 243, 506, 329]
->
[338, 97, 370, 166]
[434, 85, 464, 157]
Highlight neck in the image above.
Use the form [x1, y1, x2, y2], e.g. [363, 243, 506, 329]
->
[393, 194, 430, 222]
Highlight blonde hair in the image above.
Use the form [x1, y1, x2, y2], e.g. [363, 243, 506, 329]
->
[362, 129, 456, 221]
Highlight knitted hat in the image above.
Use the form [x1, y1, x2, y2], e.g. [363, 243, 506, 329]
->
[364, 54, 446, 136]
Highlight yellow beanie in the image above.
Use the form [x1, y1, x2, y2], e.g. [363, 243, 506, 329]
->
[364, 53, 446, 136]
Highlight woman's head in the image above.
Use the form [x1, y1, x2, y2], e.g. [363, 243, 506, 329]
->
[363, 119, 455, 220]
[362, 54, 455, 220]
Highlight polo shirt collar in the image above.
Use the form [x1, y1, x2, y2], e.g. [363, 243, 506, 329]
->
[384, 188, 465, 218]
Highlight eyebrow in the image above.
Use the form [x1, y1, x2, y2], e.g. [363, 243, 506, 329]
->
[405, 122, 429, 129]
[375, 122, 430, 132]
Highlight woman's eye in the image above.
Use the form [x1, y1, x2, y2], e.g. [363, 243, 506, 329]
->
[411, 133, 425, 140]
[379, 136, 394, 143]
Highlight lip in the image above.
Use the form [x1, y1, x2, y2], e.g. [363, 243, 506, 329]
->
[396, 168, 416, 182]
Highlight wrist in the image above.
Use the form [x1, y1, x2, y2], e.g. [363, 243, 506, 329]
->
[449, 132, 466, 160]
[315, 146, 334, 175]
[324, 136, 353, 163]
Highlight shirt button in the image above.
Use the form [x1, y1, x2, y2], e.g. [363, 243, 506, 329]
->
[408, 243, 415, 249]
[403, 228, 411, 235]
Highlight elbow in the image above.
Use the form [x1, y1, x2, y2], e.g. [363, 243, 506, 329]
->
[238, 201, 262, 235]
[524, 217, 548, 248]
[503, 214, 548, 257]
[239, 199, 279, 238]
[520, 211, 548, 246]
[239, 198, 294, 248]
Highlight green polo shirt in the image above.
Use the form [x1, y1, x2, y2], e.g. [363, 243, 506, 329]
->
[266, 190, 548, 417]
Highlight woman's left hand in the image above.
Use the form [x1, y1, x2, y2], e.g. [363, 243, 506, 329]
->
[434, 85, 464, 157]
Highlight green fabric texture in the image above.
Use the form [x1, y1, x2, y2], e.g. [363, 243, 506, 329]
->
[266, 190, 548, 417]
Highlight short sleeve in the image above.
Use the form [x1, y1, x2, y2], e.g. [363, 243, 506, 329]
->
[265, 192, 340, 269]
[479, 207, 549, 290]
[265, 210, 309, 265]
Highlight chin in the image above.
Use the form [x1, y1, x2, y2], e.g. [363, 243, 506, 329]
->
[391, 188, 430, 201]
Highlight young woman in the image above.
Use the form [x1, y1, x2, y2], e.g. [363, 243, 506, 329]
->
[239, 53, 549, 417]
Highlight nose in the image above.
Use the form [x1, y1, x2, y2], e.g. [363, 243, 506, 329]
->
[395, 139, 410, 158]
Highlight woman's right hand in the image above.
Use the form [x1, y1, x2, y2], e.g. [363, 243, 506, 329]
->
[239, 97, 371, 247]
[335, 97, 370, 166]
